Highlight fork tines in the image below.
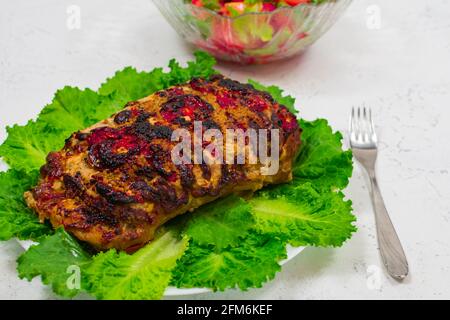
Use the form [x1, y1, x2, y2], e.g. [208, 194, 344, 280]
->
[349, 106, 377, 147]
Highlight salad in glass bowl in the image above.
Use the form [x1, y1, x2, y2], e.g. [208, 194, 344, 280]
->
[153, 0, 352, 64]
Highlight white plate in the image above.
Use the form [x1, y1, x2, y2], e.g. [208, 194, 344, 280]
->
[16, 240, 305, 297]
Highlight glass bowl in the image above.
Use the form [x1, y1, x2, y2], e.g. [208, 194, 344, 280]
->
[153, 0, 352, 64]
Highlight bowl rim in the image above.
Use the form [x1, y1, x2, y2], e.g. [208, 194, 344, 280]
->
[176, 0, 345, 21]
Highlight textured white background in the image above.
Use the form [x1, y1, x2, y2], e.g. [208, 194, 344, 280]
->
[1, 0, 450, 300]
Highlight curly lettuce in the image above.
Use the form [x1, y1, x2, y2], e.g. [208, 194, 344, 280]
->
[251, 185, 355, 247]
[1, 52, 355, 299]
[17, 227, 188, 300]
[0, 170, 51, 241]
[172, 232, 286, 291]
[82, 229, 189, 300]
[17, 228, 90, 297]
[182, 195, 255, 249]
[294, 119, 353, 191]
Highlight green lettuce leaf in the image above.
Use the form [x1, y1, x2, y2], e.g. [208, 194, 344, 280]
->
[172, 232, 286, 291]
[294, 119, 353, 191]
[0, 170, 51, 240]
[0, 121, 66, 173]
[17, 228, 90, 298]
[163, 51, 218, 87]
[38, 87, 107, 135]
[82, 229, 188, 300]
[172, 195, 286, 291]
[98, 67, 166, 106]
[251, 184, 356, 247]
[182, 195, 254, 249]
[98, 51, 217, 106]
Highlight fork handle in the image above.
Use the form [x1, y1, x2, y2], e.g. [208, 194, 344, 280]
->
[368, 171, 409, 280]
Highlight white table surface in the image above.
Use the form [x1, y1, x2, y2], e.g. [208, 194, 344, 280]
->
[1, 0, 449, 300]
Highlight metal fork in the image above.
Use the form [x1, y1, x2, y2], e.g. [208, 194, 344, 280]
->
[349, 107, 409, 280]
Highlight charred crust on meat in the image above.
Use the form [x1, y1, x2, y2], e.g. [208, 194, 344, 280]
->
[136, 112, 151, 122]
[88, 139, 134, 169]
[40, 152, 63, 179]
[32, 182, 65, 205]
[75, 132, 89, 141]
[191, 186, 214, 198]
[219, 164, 245, 188]
[135, 166, 156, 179]
[145, 145, 172, 177]
[166, 87, 185, 97]
[178, 164, 194, 188]
[151, 176, 180, 209]
[82, 202, 118, 227]
[189, 77, 204, 89]
[261, 92, 275, 103]
[131, 178, 185, 211]
[129, 117, 172, 141]
[203, 119, 220, 130]
[96, 182, 136, 204]
[114, 110, 132, 124]
[248, 119, 262, 130]
[218, 78, 255, 93]
[156, 91, 167, 98]
[160, 94, 214, 123]
[271, 113, 283, 128]
[63, 173, 84, 196]
[64, 135, 74, 146]
[173, 117, 191, 127]
[130, 180, 154, 199]
[147, 125, 173, 140]
[86, 115, 174, 171]
[200, 164, 212, 180]
[189, 77, 215, 94]
[209, 74, 224, 82]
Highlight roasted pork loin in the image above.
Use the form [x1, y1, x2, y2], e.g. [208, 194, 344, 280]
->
[24, 75, 301, 252]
